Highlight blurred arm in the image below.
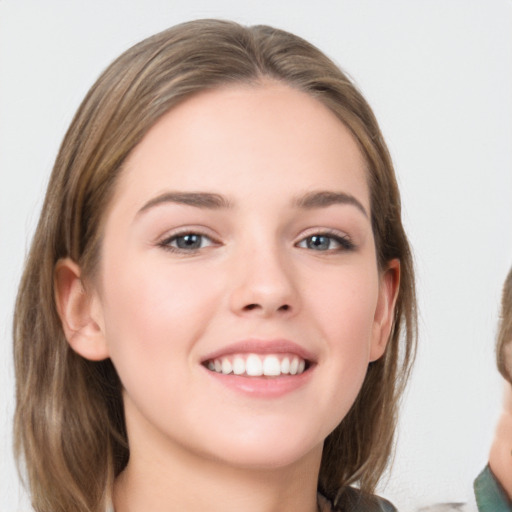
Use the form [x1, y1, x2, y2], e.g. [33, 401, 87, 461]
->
[489, 381, 512, 501]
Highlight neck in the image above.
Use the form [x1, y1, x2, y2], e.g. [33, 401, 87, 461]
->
[114, 449, 322, 512]
[113, 414, 323, 512]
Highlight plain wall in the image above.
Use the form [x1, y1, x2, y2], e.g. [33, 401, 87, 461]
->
[1, 1, 511, 510]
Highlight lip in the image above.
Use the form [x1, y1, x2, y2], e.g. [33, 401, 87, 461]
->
[200, 338, 317, 364]
[200, 339, 316, 398]
[203, 369, 314, 398]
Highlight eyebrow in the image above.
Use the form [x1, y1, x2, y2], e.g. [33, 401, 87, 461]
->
[294, 191, 368, 217]
[137, 192, 233, 215]
[136, 189, 368, 218]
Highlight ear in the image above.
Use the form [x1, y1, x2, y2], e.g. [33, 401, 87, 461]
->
[369, 259, 400, 362]
[54, 258, 109, 361]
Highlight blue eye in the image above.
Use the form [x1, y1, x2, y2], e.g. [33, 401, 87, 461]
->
[297, 233, 354, 251]
[160, 232, 214, 252]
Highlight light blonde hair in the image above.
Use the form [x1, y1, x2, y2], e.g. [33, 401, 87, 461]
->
[13, 19, 417, 512]
[497, 267, 512, 383]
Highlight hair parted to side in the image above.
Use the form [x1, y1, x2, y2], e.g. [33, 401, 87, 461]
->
[13, 19, 416, 512]
[497, 267, 512, 383]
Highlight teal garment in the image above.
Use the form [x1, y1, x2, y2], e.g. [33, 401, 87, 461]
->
[474, 465, 512, 511]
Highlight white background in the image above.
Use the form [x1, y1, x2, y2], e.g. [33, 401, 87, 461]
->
[1, 1, 511, 510]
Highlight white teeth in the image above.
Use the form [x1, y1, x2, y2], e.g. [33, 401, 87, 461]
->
[262, 355, 281, 376]
[289, 357, 299, 375]
[246, 354, 263, 376]
[232, 356, 245, 375]
[206, 353, 307, 377]
[221, 358, 232, 375]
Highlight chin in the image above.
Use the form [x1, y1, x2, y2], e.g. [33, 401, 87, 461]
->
[200, 426, 324, 472]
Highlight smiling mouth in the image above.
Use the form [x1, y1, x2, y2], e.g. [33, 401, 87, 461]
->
[203, 353, 310, 378]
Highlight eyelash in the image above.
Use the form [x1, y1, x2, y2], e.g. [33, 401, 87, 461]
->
[157, 230, 218, 254]
[295, 231, 355, 252]
[157, 229, 355, 254]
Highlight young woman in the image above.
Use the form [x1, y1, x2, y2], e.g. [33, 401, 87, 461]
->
[474, 266, 512, 511]
[13, 19, 416, 512]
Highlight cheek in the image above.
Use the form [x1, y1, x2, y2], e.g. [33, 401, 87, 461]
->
[310, 265, 379, 343]
[99, 255, 220, 371]
[305, 266, 379, 407]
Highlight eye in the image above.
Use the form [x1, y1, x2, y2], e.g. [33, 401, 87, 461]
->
[159, 232, 216, 253]
[297, 233, 354, 252]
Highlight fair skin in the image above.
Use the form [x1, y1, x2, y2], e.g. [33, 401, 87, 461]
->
[55, 83, 399, 512]
[489, 381, 512, 500]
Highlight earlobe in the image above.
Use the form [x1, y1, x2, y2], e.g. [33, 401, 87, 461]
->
[54, 258, 109, 361]
[369, 259, 400, 362]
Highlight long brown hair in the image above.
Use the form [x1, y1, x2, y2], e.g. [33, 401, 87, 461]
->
[13, 19, 417, 512]
[497, 267, 512, 383]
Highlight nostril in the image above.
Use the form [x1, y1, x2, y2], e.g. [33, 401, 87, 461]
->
[242, 303, 290, 312]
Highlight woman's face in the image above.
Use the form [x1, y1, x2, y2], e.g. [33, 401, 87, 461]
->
[86, 83, 398, 471]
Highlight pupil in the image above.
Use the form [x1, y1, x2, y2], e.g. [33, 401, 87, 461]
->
[308, 235, 329, 250]
[177, 234, 201, 249]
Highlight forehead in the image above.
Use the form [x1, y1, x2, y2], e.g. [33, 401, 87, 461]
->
[113, 82, 369, 211]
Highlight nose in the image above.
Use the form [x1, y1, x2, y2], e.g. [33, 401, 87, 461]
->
[229, 244, 300, 318]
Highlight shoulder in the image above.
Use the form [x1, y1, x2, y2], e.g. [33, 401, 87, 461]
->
[319, 487, 397, 512]
[412, 466, 512, 512]
[474, 465, 512, 511]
